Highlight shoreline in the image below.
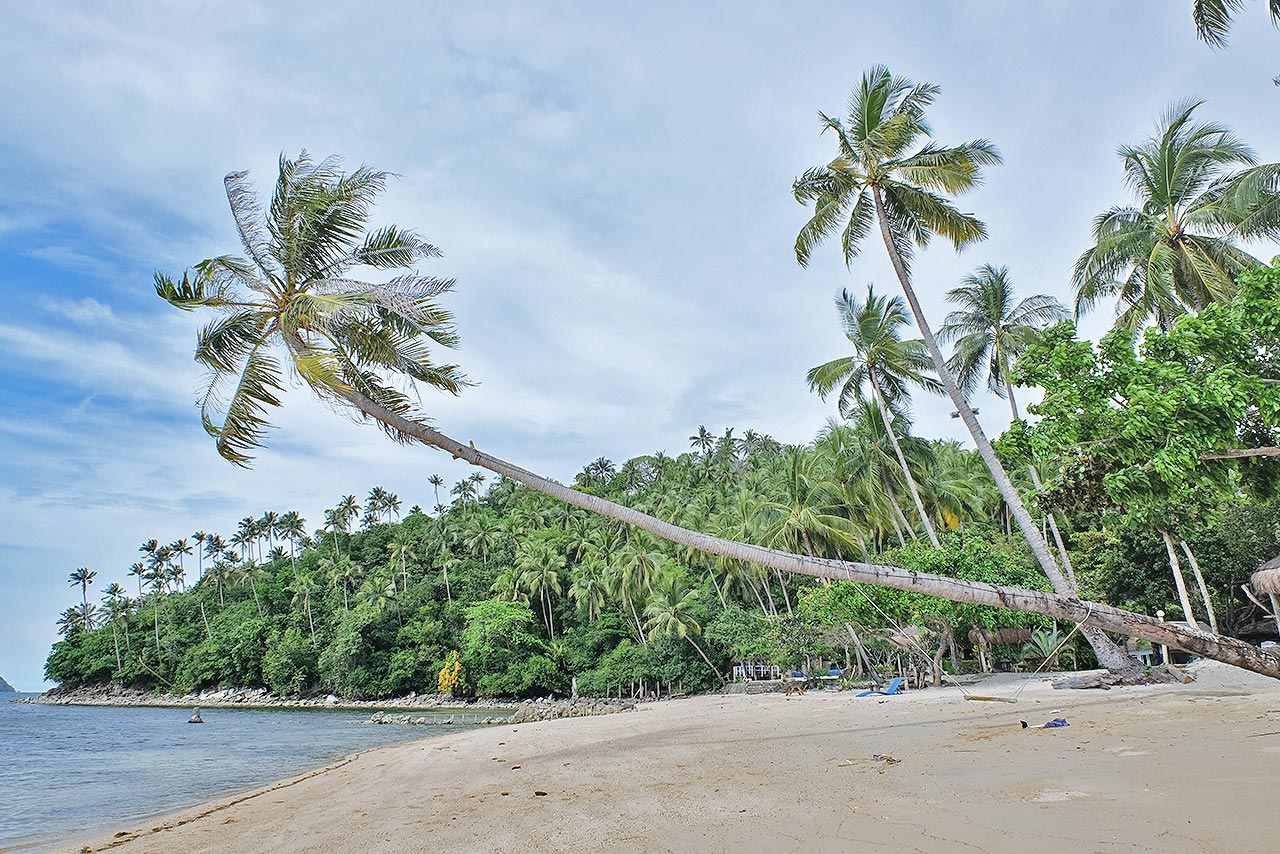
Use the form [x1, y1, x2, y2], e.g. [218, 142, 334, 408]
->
[17, 685, 638, 723]
[47, 661, 1280, 854]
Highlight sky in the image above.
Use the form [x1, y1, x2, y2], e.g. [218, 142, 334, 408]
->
[1, 1, 1278, 690]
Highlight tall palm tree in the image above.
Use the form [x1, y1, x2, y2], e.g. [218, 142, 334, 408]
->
[287, 573, 319, 642]
[68, 567, 96, 615]
[169, 539, 193, 589]
[100, 583, 128, 672]
[1073, 101, 1280, 330]
[807, 285, 943, 546]
[153, 149, 1280, 677]
[336, 495, 360, 534]
[644, 579, 725, 687]
[792, 67, 1136, 673]
[278, 511, 306, 560]
[569, 557, 609, 621]
[387, 529, 416, 592]
[192, 531, 207, 581]
[127, 562, 147, 597]
[428, 474, 445, 510]
[207, 561, 233, 606]
[843, 401, 936, 546]
[939, 264, 1077, 580]
[238, 560, 266, 616]
[259, 511, 279, 553]
[516, 539, 566, 638]
[940, 265, 1067, 402]
[689, 426, 714, 456]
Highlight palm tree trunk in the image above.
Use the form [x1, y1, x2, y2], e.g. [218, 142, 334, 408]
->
[628, 597, 647, 645]
[1179, 540, 1219, 634]
[326, 386, 1280, 679]
[886, 508, 908, 549]
[687, 636, 727, 687]
[868, 186, 1135, 675]
[745, 572, 770, 615]
[708, 570, 728, 609]
[1005, 383, 1078, 588]
[111, 626, 122, 675]
[886, 492, 916, 542]
[775, 569, 793, 614]
[869, 371, 941, 547]
[1160, 530, 1199, 629]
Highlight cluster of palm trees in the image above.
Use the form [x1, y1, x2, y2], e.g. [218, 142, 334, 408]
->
[146, 66, 1280, 679]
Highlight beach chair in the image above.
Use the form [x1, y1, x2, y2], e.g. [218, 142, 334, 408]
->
[856, 677, 904, 697]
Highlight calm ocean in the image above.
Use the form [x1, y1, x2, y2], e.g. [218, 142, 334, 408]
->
[0, 693, 493, 852]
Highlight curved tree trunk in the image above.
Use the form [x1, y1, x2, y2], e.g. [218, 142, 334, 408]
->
[1179, 540, 1219, 634]
[868, 370, 941, 547]
[886, 492, 916, 543]
[687, 635, 727, 687]
[868, 186, 1134, 675]
[1161, 531, 1199, 628]
[1005, 383, 1078, 589]
[329, 385, 1280, 680]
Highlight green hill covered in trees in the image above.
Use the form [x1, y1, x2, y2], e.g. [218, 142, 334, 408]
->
[46, 413, 1280, 699]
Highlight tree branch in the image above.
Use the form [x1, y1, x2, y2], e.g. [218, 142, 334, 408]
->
[1202, 447, 1280, 460]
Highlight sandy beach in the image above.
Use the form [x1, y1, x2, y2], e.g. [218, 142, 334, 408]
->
[59, 662, 1280, 854]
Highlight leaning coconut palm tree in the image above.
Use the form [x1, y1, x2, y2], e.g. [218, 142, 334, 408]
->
[808, 285, 942, 545]
[153, 150, 1280, 679]
[791, 66, 1143, 673]
[1073, 101, 1280, 330]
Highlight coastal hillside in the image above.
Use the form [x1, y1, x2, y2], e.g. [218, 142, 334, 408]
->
[43, 414, 1280, 700]
[0, 676, 15, 692]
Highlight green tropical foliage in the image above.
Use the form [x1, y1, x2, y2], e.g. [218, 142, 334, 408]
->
[1073, 101, 1280, 330]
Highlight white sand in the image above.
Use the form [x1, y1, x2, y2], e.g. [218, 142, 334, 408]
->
[62, 662, 1280, 854]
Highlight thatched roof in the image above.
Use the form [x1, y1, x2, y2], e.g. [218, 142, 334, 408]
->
[1251, 562, 1280, 596]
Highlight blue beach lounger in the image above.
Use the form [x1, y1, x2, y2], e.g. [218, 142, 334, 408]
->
[856, 677, 905, 697]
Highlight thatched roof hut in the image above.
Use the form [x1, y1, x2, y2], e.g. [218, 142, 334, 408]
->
[1251, 556, 1280, 640]
[1250, 555, 1280, 596]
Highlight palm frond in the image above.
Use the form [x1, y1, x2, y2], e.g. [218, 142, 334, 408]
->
[224, 170, 279, 284]
[1193, 0, 1247, 47]
[198, 341, 285, 466]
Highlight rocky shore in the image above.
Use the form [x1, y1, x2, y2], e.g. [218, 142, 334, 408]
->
[18, 684, 637, 724]
[370, 697, 634, 727]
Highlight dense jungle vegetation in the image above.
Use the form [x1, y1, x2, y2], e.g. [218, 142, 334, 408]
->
[47, 76, 1280, 695]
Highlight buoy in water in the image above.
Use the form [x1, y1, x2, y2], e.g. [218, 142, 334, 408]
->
[188, 707, 204, 724]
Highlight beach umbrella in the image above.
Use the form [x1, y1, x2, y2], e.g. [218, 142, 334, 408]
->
[1249, 557, 1280, 640]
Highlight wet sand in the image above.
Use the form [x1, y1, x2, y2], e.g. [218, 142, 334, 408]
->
[60, 661, 1280, 854]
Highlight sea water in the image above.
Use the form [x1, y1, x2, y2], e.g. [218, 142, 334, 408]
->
[0, 694, 495, 852]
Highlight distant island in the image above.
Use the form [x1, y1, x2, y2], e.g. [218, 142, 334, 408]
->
[0, 676, 15, 693]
